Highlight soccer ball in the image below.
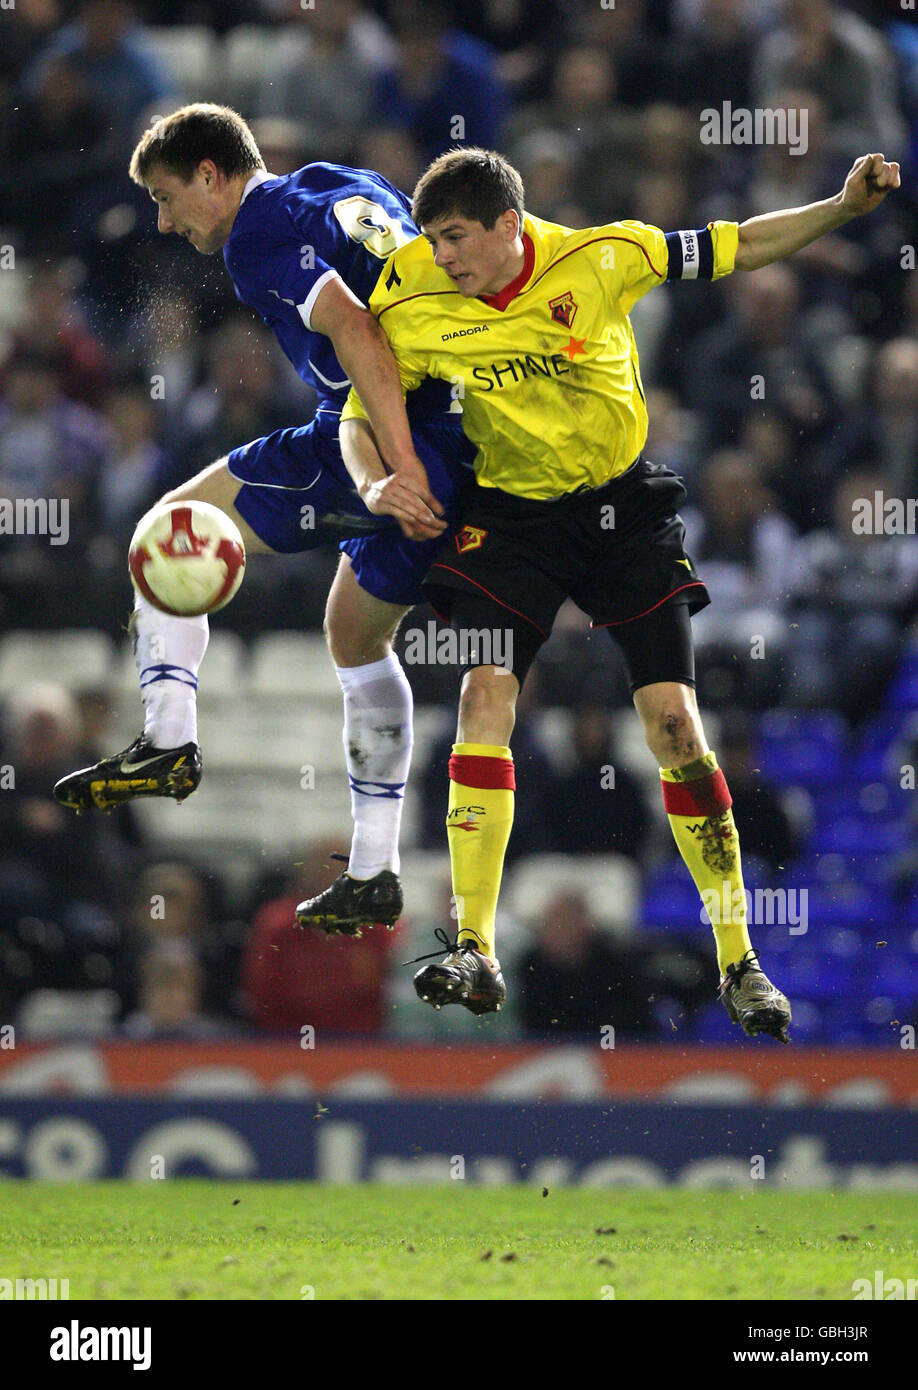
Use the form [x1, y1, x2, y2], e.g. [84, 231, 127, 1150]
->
[129, 501, 246, 617]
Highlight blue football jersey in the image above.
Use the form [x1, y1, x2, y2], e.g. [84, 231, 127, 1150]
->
[223, 162, 449, 415]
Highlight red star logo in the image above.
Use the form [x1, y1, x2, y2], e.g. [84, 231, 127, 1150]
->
[562, 335, 586, 361]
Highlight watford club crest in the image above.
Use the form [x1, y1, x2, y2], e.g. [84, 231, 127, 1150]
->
[549, 290, 577, 329]
[456, 525, 487, 554]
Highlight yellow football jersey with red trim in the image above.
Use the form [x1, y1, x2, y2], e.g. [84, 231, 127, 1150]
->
[342, 213, 738, 499]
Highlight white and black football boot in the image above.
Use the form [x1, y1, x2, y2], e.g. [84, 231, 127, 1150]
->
[411, 929, 506, 1016]
[719, 949, 792, 1043]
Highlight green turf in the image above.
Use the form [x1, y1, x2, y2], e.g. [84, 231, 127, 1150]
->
[1, 1183, 915, 1300]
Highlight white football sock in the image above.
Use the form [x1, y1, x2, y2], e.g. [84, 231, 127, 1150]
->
[337, 653, 413, 879]
[133, 594, 209, 749]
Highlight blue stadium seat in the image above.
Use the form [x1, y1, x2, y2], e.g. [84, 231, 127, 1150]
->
[640, 879, 706, 931]
[684, 1002, 745, 1043]
[755, 709, 848, 789]
[795, 853, 891, 889]
[803, 883, 892, 930]
[883, 653, 918, 711]
[784, 951, 855, 1001]
[821, 1002, 883, 1045]
[867, 950, 917, 997]
[808, 780, 909, 828]
[757, 924, 800, 960]
[687, 998, 823, 1043]
[808, 817, 909, 856]
[856, 996, 918, 1044]
[852, 712, 912, 780]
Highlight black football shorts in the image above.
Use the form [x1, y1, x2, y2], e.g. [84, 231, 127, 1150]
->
[423, 453, 708, 638]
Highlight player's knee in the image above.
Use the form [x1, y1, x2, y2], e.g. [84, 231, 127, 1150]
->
[323, 606, 394, 668]
[457, 666, 517, 743]
[645, 704, 706, 766]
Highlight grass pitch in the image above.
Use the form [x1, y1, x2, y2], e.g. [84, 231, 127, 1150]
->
[2, 1183, 915, 1300]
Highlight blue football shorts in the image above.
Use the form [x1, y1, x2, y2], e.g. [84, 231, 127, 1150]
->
[227, 408, 476, 606]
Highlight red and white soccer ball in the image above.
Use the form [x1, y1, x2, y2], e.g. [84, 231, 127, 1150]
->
[128, 501, 246, 617]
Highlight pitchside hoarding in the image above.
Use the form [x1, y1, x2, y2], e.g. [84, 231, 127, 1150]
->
[0, 1044, 915, 1183]
[0, 1098, 917, 1185]
[0, 1041, 915, 1104]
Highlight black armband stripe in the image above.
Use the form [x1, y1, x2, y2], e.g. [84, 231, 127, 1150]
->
[665, 227, 715, 281]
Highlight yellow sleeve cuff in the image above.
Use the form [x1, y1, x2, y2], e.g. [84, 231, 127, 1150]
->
[710, 220, 739, 279]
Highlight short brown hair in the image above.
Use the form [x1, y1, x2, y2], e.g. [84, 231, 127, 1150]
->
[412, 147, 525, 231]
[129, 103, 265, 186]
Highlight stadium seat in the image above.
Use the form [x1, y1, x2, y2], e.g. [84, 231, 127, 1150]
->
[640, 876, 706, 932]
[803, 883, 891, 930]
[396, 849, 453, 924]
[808, 817, 909, 857]
[17, 989, 120, 1039]
[883, 659, 918, 712]
[858, 993, 917, 1037]
[611, 706, 673, 781]
[820, 331, 869, 406]
[797, 852, 895, 894]
[821, 1003, 879, 1046]
[825, 927, 869, 959]
[411, 705, 452, 767]
[221, 25, 298, 110]
[852, 711, 913, 781]
[688, 996, 823, 1044]
[531, 708, 574, 771]
[0, 630, 115, 696]
[250, 632, 341, 703]
[868, 949, 918, 997]
[145, 27, 222, 100]
[0, 256, 27, 330]
[784, 950, 855, 1002]
[504, 852, 640, 934]
[201, 704, 342, 773]
[133, 773, 352, 856]
[755, 708, 848, 789]
[809, 778, 909, 828]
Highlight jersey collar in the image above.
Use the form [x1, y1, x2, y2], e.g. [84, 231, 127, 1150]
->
[478, 231, 535, 312]
[240, 170, 277, 204]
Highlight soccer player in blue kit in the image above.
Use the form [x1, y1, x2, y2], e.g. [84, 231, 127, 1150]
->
[54, 103, 474, 932]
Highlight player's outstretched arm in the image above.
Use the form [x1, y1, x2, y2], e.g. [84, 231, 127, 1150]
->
[310, 277, 446, 536]
[734, 153, 900, 272]
[339, 415, 447, 542]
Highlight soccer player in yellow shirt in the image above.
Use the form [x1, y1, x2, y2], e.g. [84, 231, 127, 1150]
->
[340, 148, 899, 1042]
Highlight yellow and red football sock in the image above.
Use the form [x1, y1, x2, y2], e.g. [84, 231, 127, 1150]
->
[446, 742, 515, 960]
[660, 751, 753, 975]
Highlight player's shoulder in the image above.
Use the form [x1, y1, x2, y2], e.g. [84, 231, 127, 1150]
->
[530, 214, 667, 277]
[369, 235, 450, 315]
[233, 163, 408, 236]
[579, 218, 665, 262]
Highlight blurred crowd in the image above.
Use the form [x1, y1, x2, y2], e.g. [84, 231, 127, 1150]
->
[1, 0, 918, 1041]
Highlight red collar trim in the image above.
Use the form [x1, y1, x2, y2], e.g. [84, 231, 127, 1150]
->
[479, 233, 535, 312]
